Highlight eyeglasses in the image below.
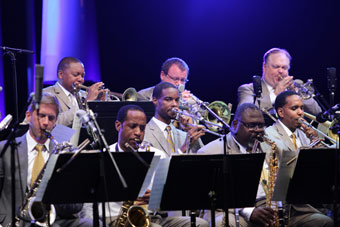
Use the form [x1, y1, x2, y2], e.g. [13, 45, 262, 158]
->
[239, 120, 265, 130]
[165, 73, 189, 83]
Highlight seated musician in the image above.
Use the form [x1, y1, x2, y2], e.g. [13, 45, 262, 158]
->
[0, 92, 92, 227]
[198, 102, 333, 227]
[237, 48, 322, 122]
[265, 90, 333, 227]
[80, 104, 209, 227]
[43, 57, 106, 128]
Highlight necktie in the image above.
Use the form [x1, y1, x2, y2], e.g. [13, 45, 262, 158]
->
[31, 144, 45, 187]
[165, 126, 175, 153]
[291, 134, 297, 150]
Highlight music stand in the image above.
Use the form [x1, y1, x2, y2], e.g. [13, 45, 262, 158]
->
[149, 154, 265, 227]
[79, 101, 154, 145]
[35, 151, 155, 225]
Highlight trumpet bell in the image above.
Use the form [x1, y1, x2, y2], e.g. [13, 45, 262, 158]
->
[122, 88, 138, 101]
[203, 101, 231, 132]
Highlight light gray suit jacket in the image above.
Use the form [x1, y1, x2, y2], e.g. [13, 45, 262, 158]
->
[265, 122, 322, 215]
[137, 86, 154, 101]
[144, 118, 202, 157]
[0, 134, 84, 226]
[237, 79, 322, 115]
[44, 83, 83, 128]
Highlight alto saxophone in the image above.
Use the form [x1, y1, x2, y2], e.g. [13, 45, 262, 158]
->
[262, 135, 286, 227]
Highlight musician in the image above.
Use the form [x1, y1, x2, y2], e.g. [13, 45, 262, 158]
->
[265, 90, 333, 226]
[144, 81, 205, 155]
[44, 57, 105, 127]
[237, 48, 322, 117]
[138, 57, 190, 101]
[81, 104, 209, 227]
[0, 93, 92, 227]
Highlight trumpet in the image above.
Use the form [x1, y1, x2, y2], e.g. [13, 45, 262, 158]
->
[171, 108, 224, 137]
[278, 75, 315, 100]
[76, 84, 138, 101]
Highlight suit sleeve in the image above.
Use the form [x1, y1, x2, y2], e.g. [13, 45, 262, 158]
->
[237, 84, 255, 106]
[302, 98, 322, 115]
[56, 106, 77, 127]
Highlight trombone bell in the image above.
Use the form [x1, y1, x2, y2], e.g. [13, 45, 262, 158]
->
[203, 101, 231, 132]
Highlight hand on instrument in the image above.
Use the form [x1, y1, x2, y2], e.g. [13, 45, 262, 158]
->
[180, 125, 205, 152]
[181, 90, 191, 101]
[299, 118, 318, 140]
[179, 113, 194, 131]
[86, 82, 106, 101]
[135, 189, 151, 205]
[274, 75, 293, 95]
[250, 207, 275, 227]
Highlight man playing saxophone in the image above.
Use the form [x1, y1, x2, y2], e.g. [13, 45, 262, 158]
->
[0, 93, 92, 227]
[80, 104, 209, 227]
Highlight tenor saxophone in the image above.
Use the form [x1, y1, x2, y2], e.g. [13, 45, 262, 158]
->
[113, 200, 150, 227]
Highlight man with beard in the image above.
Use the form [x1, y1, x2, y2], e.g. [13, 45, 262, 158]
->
[144, 81, 205, 156]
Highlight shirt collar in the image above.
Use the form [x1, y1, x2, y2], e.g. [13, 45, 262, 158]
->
[152, 116, 170, 132]
[57, 82, 73, 97]
[262, 78, 274, 92]
[26, 131, 50, 153]
[231, 134, 248, 154]
[278, 119, 297, 138]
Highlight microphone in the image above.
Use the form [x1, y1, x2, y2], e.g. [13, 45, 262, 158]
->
[316, 104, 340, 123]
[327, 67, 337, 92]
[34, 64, 44, 111]
[177, 84, 185, 93]
[0, 86, 2, 92]
[0, 114, 13, 131]
[252, 75, 262, 98]
[76, 110, 98, 133]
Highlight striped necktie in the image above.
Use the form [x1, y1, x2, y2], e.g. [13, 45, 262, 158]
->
[165, 126, 175, 153]
[31, 144, 45, 187]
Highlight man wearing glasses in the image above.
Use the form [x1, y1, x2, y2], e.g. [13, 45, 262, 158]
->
[138, 57, 190, 101]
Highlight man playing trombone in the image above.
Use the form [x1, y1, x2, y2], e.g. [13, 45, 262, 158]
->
[44, 57, 106, 127]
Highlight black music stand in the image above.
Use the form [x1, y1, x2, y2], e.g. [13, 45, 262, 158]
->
[150, 154, 265, 227]
[273, 148, 340, 225]
[80, 101, 154, 146]
[35, 151, 155, 225]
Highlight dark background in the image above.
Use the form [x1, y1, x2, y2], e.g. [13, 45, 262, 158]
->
[1, 0, 340, 118]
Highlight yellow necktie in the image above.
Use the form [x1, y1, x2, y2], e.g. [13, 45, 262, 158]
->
[31, 144, 45, 187]
[165, 126, 175, 153]
[291, 134, 297, 150]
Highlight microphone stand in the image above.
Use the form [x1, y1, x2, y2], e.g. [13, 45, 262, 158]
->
[0, 46, 34, 121]
[0, 94, 33, 226]
[192, 96, 231, 227]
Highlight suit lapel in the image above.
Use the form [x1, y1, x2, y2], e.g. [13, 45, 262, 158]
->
[53, 84, 73, 109]
[148, 119, 171, 156]
[273, 122, 296, 152]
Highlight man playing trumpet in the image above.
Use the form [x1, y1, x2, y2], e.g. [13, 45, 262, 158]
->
[237, 48, 322, 118]
[44, 57, 106, 127]
[265, 90, 333, 226]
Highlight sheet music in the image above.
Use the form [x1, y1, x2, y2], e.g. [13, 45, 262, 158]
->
[52, 123, 75, 143]
[148, 157, 171, 211]
[35, 154, 59, 202]
[138, 155, 161, 197]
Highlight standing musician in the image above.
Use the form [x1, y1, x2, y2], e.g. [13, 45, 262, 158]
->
[138, 57, 191, 101]
[44, 57, 106, 128]
[237, 48, 322, 117]
[0, 92, 92, 227]
[265, 90, 333, 227]
[144, 82, 205, 155]
[80, 104, 209, 227]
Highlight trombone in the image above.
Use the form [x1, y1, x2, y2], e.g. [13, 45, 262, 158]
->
[171, 108, 224, 137]
[76, 84, 138, 101]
